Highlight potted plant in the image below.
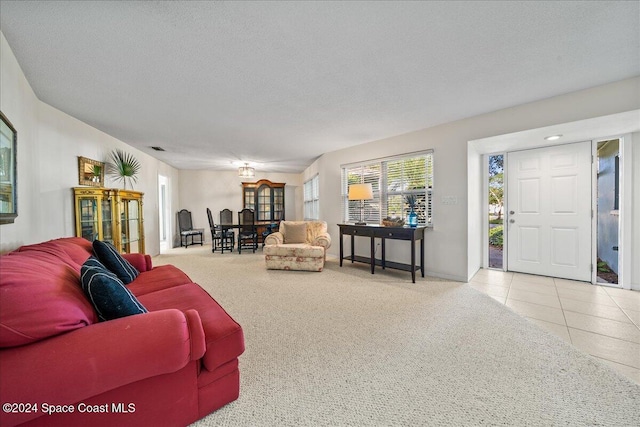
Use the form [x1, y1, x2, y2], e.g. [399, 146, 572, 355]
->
[91, 164, 102, 183]
[405, 194, 418, 227]
[108, 149, 141, 190]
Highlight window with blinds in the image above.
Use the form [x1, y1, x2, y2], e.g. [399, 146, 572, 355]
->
[341, 151, 433, 226]
[303, 175, 319, 220]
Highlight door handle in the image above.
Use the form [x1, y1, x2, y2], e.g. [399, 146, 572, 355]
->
[509, 211, 515, 215]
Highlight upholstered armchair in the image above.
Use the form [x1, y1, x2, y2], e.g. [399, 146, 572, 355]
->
[264, 221, 332, 271]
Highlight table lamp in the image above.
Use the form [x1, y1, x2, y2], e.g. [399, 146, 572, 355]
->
[348, 183, 374, 225]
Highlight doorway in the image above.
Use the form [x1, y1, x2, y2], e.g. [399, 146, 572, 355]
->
[595, 139, 620, 285]
[506, 141, 592, 282]
[158, 175, 170, 253]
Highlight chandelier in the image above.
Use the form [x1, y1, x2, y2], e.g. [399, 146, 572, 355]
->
[238, 163, 255, 178]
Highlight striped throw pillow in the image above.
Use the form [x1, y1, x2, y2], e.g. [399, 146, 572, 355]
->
[92, 240, 139, 284]
[80, 256, 147, 321]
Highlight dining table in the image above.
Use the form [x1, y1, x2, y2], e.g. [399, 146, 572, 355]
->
[218, 221, 279, 253]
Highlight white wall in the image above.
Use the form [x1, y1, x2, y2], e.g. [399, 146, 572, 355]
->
[306, 77, 640, 282]
[0, 32, 38, 251]
[632, 132, 640, 289]
[176, 170, 303, 246]
[306, 121, 472, 281]
[0, 32, 179, 255]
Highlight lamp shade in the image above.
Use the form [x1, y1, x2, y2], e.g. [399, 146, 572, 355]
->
[348, 183, 373, 201]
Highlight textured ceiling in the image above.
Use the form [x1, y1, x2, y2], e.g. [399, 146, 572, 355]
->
[1, 1, 638, 172]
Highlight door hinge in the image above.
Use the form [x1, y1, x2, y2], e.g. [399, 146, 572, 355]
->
[591, 209, 594, 218]
[590, 263, 593, 272]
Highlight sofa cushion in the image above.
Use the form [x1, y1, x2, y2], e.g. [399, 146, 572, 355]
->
[138, 283, 244, 372]
[278, 221, 328, 244]
[93, 240, 139, 284]
[81, 257, 147, 321]
[283, 223, 307, 243]
[263, 244, 324, 258]
[265, 254, 325, 272]
[17, 237, 93, 270]
[0, 250, 97, 348]
[127, 265, 193, 296]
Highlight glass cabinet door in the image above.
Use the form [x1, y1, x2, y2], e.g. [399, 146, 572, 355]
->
[257, 185, 271, 221]
[101, 198, 113, 244]
[244, 188, 255, 211]
[273, 188, 284, 220]
[115, 191, 144, 254]
[79, 198, 99, 241]
[123, 199, 141, 253]
[74, 187, 110, 243]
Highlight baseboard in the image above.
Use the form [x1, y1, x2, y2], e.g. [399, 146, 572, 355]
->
[327, 254, 466, 282]
[423, 270, 468, 283]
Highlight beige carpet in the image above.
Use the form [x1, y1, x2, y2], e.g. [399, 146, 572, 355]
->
[153, 247, 640, 426]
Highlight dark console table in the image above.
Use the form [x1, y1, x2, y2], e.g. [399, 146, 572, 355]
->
[338, 224, 426, 283]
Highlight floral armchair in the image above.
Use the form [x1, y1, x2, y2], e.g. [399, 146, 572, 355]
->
[264, 221, 331, 271]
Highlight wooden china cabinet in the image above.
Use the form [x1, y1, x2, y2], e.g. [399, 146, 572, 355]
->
[241, 179, 285, 242]
[73, 187, 145, 254]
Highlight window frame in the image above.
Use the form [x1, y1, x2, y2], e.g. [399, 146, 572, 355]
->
[303, 174, 320, 220]
[341, 150, 433, 226]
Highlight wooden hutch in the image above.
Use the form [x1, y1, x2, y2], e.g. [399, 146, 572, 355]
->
[241, 179, 285, 242]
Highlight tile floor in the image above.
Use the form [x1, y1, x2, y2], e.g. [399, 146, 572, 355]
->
[470, 269, 640, 384]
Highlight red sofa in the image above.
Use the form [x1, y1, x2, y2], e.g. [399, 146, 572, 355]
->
[0, 237, 244, 427]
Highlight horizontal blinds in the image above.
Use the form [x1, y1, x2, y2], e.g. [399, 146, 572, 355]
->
[342, 164, 382, 224]
[304, 175, 319, 220]
[342, 152, 433, 225]
[384, 154, 433, 224]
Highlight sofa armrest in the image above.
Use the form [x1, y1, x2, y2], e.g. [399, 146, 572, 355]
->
[264, 232, 283, 246]
[0, 309, 204, 427]
[123, 253, 153, 272]
[312, 232, 332, 250]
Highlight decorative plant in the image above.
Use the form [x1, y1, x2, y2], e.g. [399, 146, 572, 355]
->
[405, 194, 418, 226]
[597, 260, 611, 273]
[489, 226, 503, 247]
[90, 164, 102, 183]
[405, 194, 417, 210]
[107, 149, 141, 189]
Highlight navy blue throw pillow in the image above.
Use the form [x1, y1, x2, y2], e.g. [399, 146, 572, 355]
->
[80, 256, 147, 321]
[92, 240, 139, 284]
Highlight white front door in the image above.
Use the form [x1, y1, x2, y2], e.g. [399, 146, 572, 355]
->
[507, 141, 592, 281]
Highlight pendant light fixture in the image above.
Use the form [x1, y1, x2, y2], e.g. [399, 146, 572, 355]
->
[238, 162, 255, 178]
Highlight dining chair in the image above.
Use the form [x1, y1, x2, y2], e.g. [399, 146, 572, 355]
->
[206, 208, 234, 253]
[237, 208, 258, 253]
[177, 209, 204, 248]
[220, 208, 233, 225]
[219, 208, 236, 253]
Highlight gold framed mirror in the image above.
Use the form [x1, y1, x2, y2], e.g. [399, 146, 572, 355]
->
[78, 156, 105, 187]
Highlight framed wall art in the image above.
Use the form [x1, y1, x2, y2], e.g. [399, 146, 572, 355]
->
[78, 156, 105, 187]
[0, 111, 17, 225]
